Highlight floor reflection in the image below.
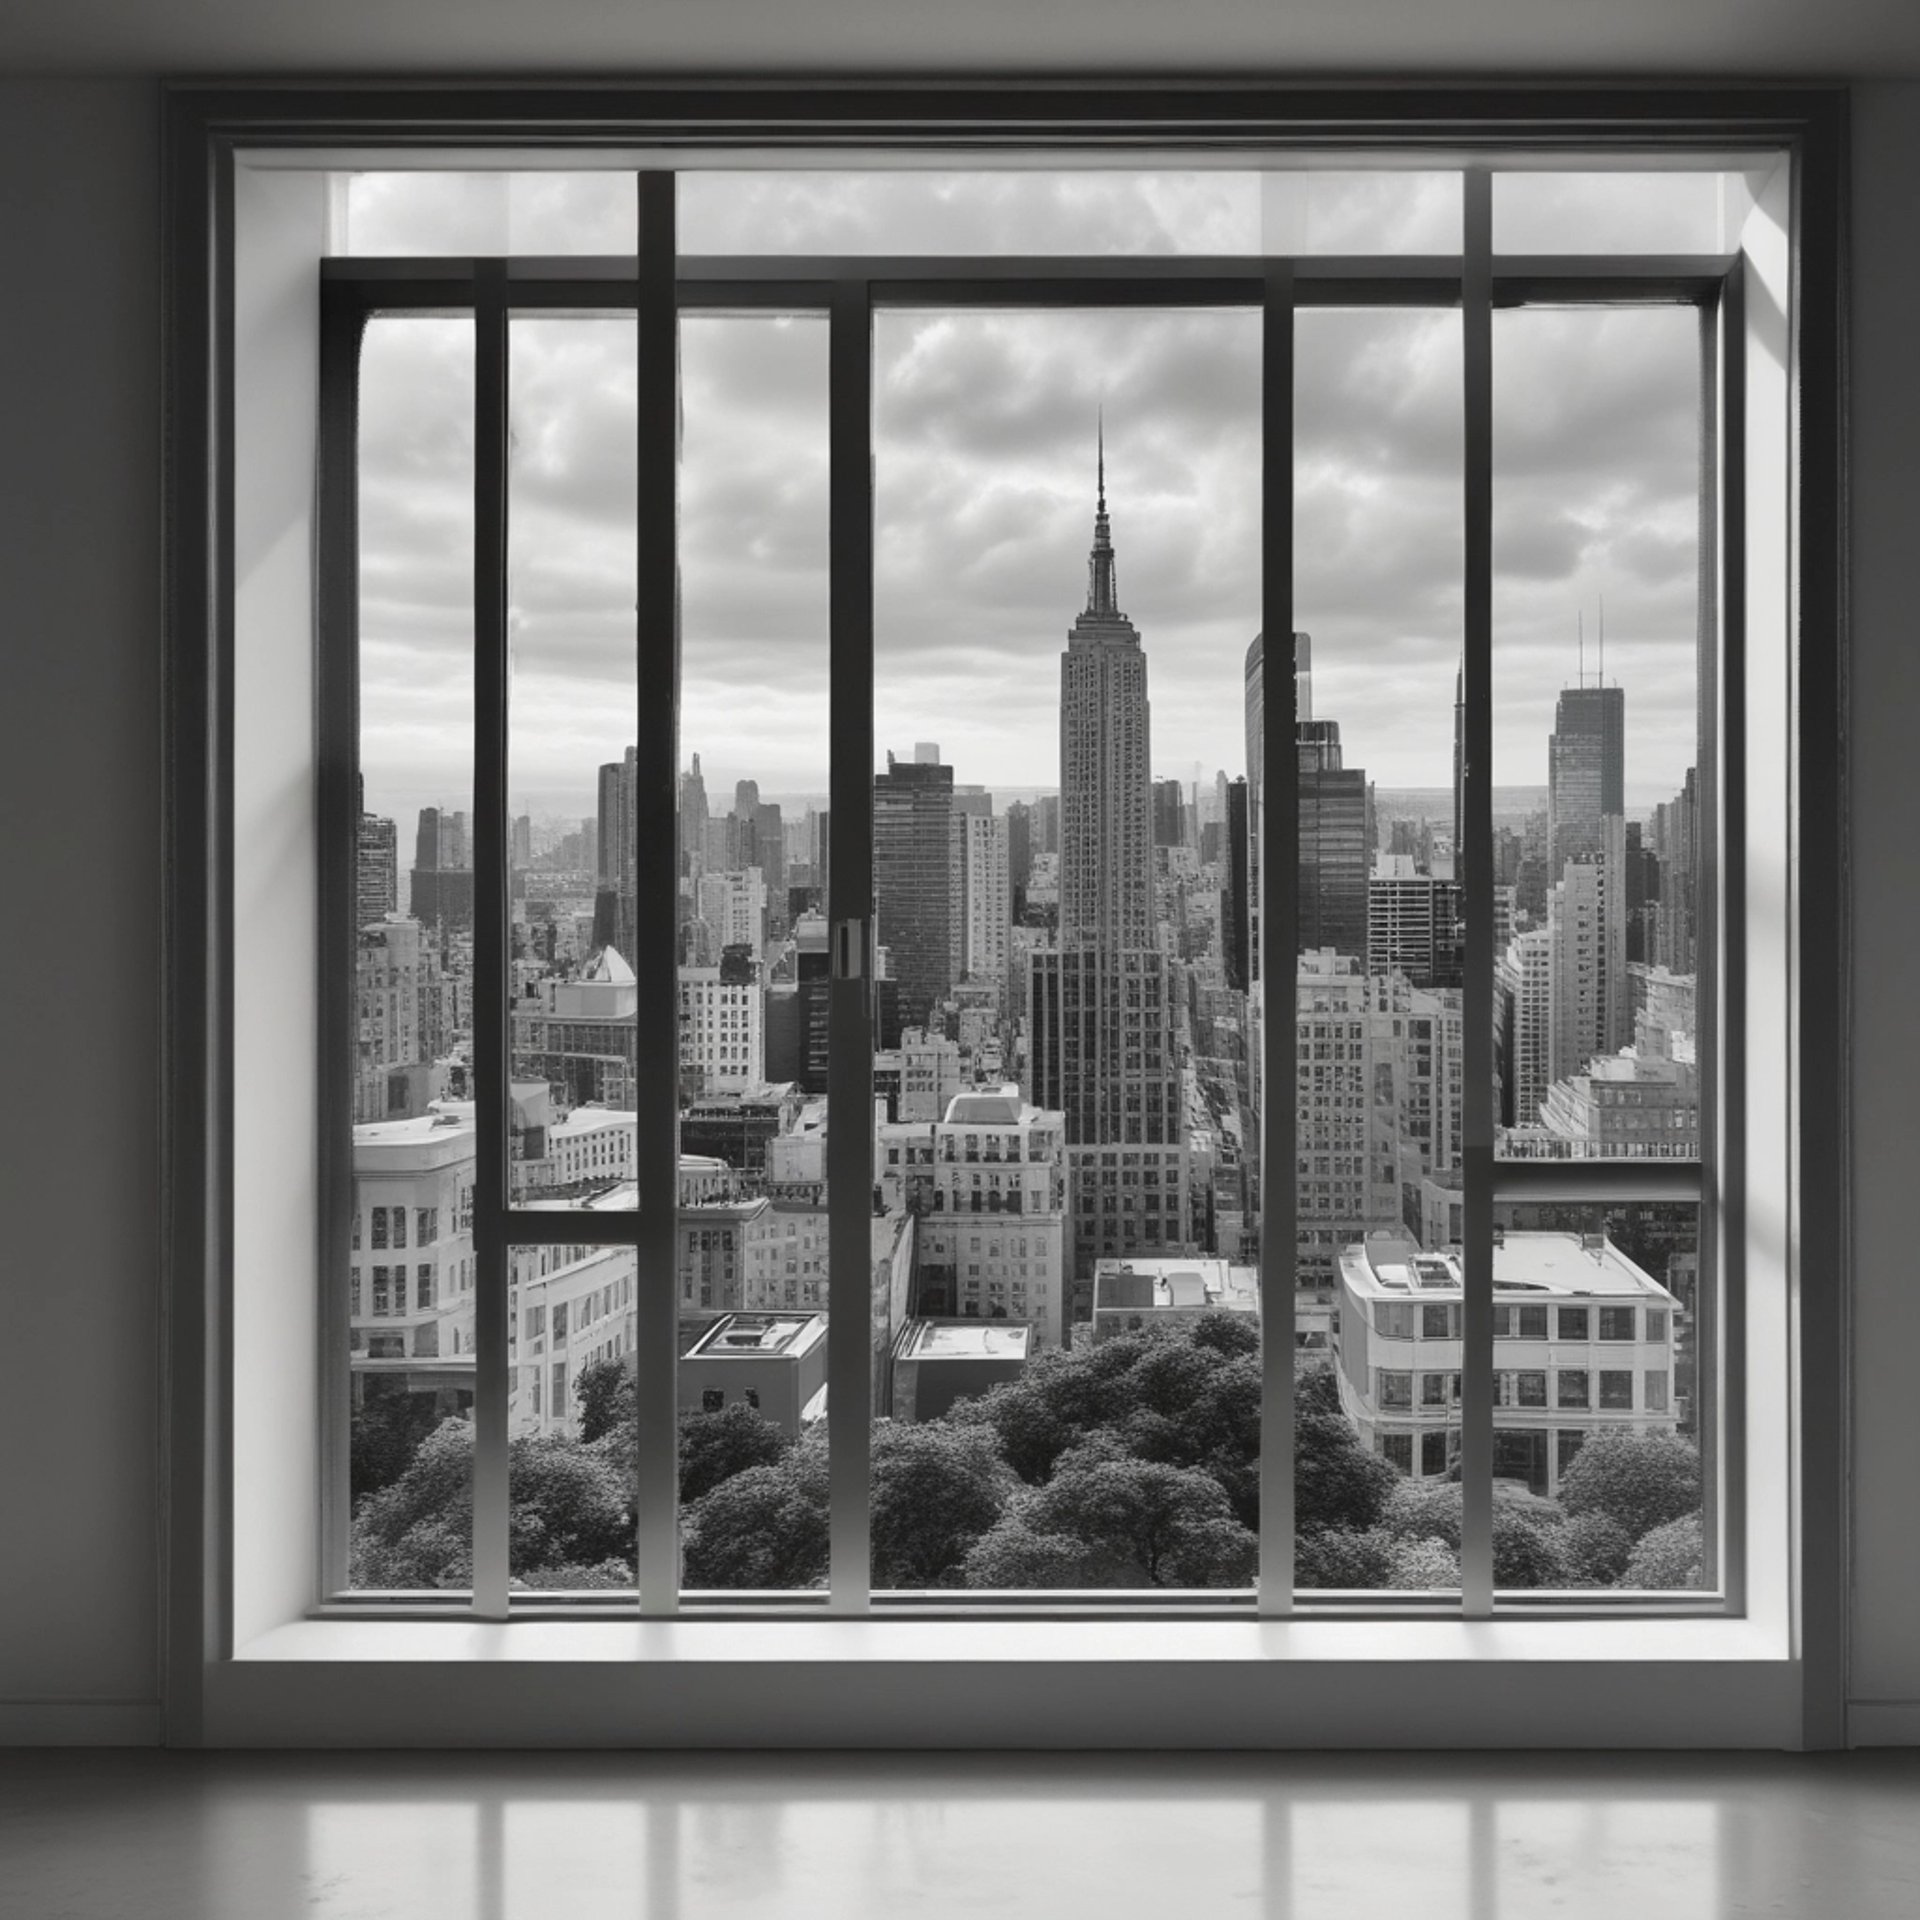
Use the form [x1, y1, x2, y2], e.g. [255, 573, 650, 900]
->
[5, 1751, 1915, 1920]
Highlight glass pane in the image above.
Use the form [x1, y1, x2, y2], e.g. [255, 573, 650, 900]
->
[334, 171, 638, 255]
[679, 169, 1458, 256]
[346, 315, 476, 1591]
[869, 304, 1262, 1591]
[1492, 171, 1745, 255]
[1292, 308, 1465, 1592]
[1491, 1201, 1706, 1593]
[506, 313, 640, 1207]
[675, 312, 833, 1593]
[1492, 305, 1703, 1161]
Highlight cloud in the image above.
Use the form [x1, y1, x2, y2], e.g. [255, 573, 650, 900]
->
[354, 183, 1704, 826]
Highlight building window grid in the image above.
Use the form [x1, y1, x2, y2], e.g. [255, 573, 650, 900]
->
[316, 160, 1731, 1619]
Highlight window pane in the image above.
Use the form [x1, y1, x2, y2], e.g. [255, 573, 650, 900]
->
[1491, 1201, 1705, 1594]
[870, 304, 1261, 1592]
[675, 312, 833, 1594]
[506, 313, 640, 1202]
[1492, 305, 1703, 1162]
[346, 315, 476, 1591]
[679, 169, 1458, 256]
[1492, 171, 1744, 256]
[334, 171, 638, 256]
[1296, 305, 1464, 1595]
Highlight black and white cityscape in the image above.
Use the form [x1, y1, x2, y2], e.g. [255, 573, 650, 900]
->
[341, 238, 1711, 1596]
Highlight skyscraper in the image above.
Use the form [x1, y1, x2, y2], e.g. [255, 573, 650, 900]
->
[1296, 717, 1370, 962]
[873, 750, 955, 1031]
[1028, 438, 1189, 1277]
[595, 747, 638, 960]
[356, 788, 397, 930]
[1547, 683, 1626, 878]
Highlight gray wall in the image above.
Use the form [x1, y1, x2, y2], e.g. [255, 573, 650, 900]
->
[0, 76, 1914, 1743]
[0, 79, 162, 1742]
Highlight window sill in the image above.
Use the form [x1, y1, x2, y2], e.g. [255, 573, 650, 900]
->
[235, 1614, 1789, 1667]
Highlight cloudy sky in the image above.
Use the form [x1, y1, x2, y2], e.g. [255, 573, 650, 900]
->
[352, 169, 1708, 832]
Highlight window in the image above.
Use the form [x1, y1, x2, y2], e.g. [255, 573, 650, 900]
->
[702, 1389, 724, 1414]
[145, 64, 1848, 1741]
[1378, 1371, 1414, 1412]
[1646, 1370, 1671, 1415]
[1598, 1307, 1636, 1342]
[1557, 1308, 1590, 1343]
[1599, 1371, 1635, 1410]
[1513, 1305, 1549, 1342]
[1557, 1371, 1591, 1411]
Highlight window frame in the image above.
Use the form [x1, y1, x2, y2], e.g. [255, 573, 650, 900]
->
[162, 81, 1849, 1752]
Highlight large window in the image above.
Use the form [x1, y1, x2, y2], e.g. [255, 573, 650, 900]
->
[317, 157, 1759, 1617]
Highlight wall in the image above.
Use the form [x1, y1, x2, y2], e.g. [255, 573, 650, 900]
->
[0, 76, 1914, 1744]
[0, 79, 163, 1743]
[1844, 81, 1920, 1745]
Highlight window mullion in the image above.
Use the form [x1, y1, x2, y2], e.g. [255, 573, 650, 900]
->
[1459, 167, 1496, 1618]
[1258, 264, 1298, 1614]
[826, 278, 876, 1615]
[633, 172, 683, 1615]
[470, 263, 512, 1620]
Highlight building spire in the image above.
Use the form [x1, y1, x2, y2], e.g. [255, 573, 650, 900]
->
[1087, 413, 1118, 616]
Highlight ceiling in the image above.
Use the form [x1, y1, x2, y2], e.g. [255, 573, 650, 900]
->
[0, 0, 1915, 81]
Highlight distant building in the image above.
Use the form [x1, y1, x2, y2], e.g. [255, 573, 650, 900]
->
[678, 946, 765, 1094]
[874, 752, 956, 1030]
[1090, 1256, 1257, 1343]
[1368, 855, 1464, 988]
[357, 810, 397, 928]
[678, 1313, 828, 1437]
[902, 1087, 1070, 1350]
[354, 916, 453, 1123]
[890, 1319, 1031, 1423]
[1547, 682, 1625, 879]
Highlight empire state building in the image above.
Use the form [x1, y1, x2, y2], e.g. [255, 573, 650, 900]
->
[1028, 437, 1192, 1278]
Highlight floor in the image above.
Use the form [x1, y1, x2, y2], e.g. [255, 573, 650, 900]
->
[1, 1749, 1916, 1919]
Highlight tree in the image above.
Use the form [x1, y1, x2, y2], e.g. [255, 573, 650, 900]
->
[967, 1452, 1256, 1589]
[1619, 1514, 1705, 1590]
[1558, 1431, 1700, 1541]
[679, 1403, 791, 1504]
[351, 1387, 452, 1500]
[1295, 1408, 1399, 1536]
[870, 1423, 1015, 1589]
[681, 1435, 829, 1590]
[573, 1357, 632, 1444]
[350, 1419, 635, 1589]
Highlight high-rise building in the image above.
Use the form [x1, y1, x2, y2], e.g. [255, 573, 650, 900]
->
[678, 753, 708, 881]
[1547, 683, 1625, 879]
[410, 805, 473, 930]
[696, 865, 767, 959]
[356, 806, 398, 930]
[1028, 440, 1190, 1278]
[1223, 776, 1251, 992]
[1005, 800, 1033, 899]
[1652, 766, 1699, 976]
[1547, 820, 1630, 1087]
[596, 747, 638, 960]
[874, 751, 956, 1031]
[1368, 855, 1464, 989]
[955, 810, 1011, 991]
[1500, 925, 1553, 1127]
[1151, 777, 1186, 849]
[1297, 719, 1370, 962]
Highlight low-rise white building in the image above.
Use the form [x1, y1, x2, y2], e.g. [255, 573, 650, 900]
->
[1333, 1228, 1680, 1494]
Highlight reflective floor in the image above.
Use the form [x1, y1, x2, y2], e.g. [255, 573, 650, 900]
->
[2, 1750, 1917, 1919]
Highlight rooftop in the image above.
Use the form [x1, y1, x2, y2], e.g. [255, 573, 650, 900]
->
[684, 1312, 826, 1361]
[897, 1319, 1032, 1363]
[1093, 1257, 1258, 1314]
[1340, 1231, 1675, 1303]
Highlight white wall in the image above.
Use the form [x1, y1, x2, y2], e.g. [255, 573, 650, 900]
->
[0, 76, 1915, 1745]
[1845, 82, 1920, 1744]
[0, 80, 162, 1743]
